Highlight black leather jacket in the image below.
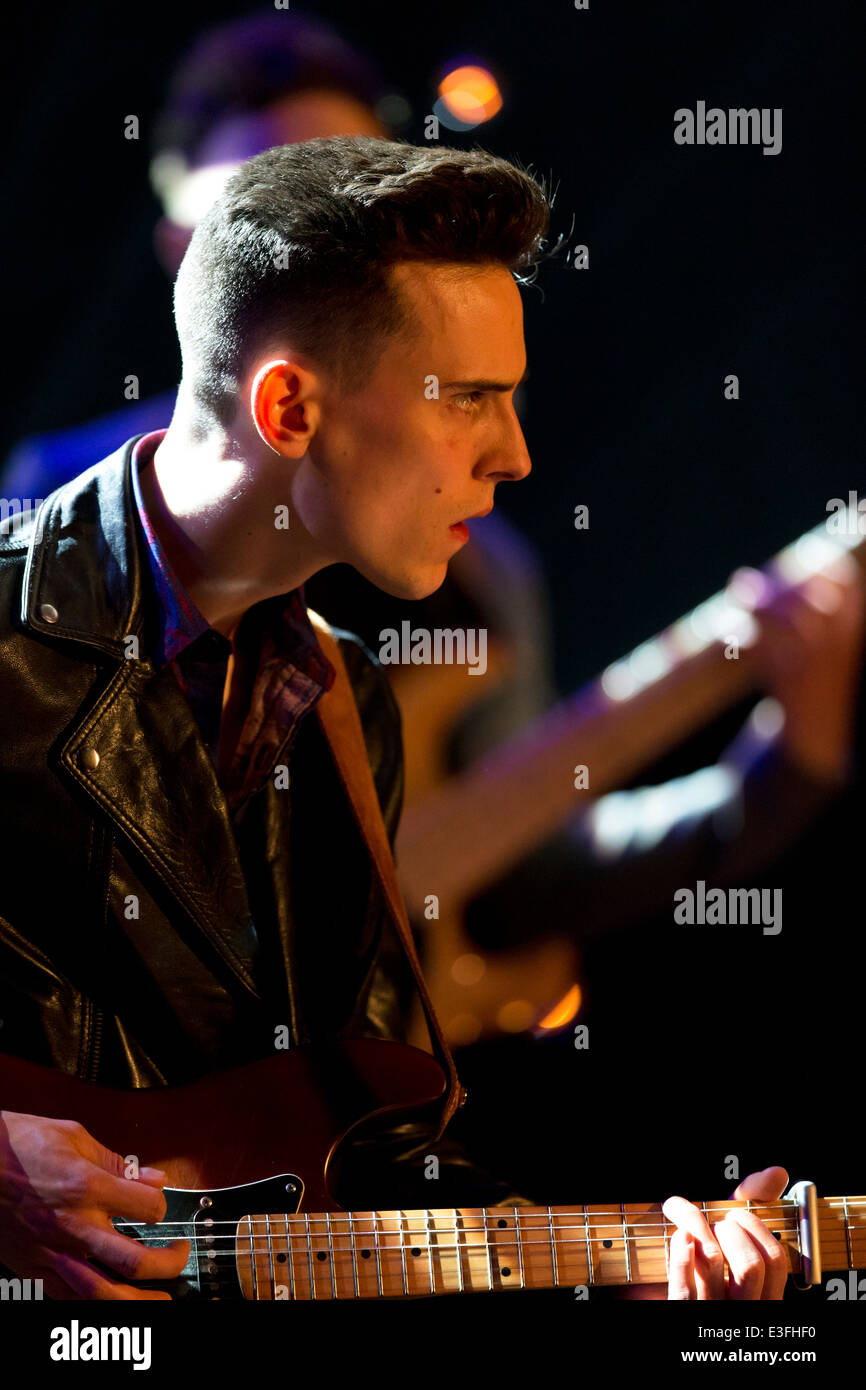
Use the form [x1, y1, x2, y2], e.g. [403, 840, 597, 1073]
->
[0, 437, 418, 1087]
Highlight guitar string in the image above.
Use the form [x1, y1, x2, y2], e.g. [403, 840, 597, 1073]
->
[138, 1205, 859, 1236]
[113, 1197, 866, 1230]
[113, 1218, 810, 1242]
[119, 1227, 850, 1256]
[114, 1200, 865, 1254]
[115, 1214, 812, 1235]
[124, 1237, 813, 1260]
[118, 1225, 863, 1262]
[119, 1227, 806, 1246]
[114, 1211, 864, 1240]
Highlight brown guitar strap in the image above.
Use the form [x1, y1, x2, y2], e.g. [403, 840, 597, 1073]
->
[309, 610, 465, 1140]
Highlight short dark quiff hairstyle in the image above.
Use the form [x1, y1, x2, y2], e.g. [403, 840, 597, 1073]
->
[174, 137, 551, 428]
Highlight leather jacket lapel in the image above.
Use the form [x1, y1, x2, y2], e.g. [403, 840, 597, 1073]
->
[60, 656, 262, 999]
[19, 436, 262, 1001]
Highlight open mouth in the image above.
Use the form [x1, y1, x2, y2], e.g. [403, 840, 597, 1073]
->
[450, 505, 493, 541]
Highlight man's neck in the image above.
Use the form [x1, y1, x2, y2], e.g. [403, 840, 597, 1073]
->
[140, 424, 331, 644]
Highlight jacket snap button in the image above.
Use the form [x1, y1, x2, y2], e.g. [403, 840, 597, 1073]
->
[79, 748, 100, 771]
[39, 603, 59, 623]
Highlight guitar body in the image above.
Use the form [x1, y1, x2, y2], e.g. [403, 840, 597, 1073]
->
[1, 1040, 445, 1204]
[1, 1040, 448, 1299]
[3, 1039, 439, 1178]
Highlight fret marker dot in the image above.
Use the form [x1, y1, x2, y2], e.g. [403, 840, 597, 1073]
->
[497, 1219, 507, 1228]
[316, 1251, 328, 1261]
[603, 1239, 613, 1249]
[361, 1249, 371, 1259]
[501, 1267, 511, 1277]
[276, 1253, 287, 1263]
[411, 1247, 421, 1257]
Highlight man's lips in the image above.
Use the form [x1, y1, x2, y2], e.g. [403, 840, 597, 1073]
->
[449, 507, 492, 545]
[448, 504, 493, 544]
[451, 505, 494, 527]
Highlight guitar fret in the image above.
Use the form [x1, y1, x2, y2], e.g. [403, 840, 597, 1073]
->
[621, 1204, 630, 1283]
[399, 1212, 408, 1296]
[266, 1214, 275, 1299]
[338, 1214, 356, 1299]
[349, 1212, 359, 1299]
[425, 1211, 434, 1294]
[304, 1213, 315, 1301]
[251, 1218, 259, 1301]
[548, 1206, 558, 1286]
[373, 1212, 383, 1298]
[325, 1212, 336, 1300]
[584, 1204, 593, 1284]
[488, 1208, 513, 1289]
[406, 1210, 428, 1296]
[515, 1208, 525, 1287]
[484, 1210, 493, 1292]
[463, 1209, 489, 1290]
[843, 1196, 852, 1269]
[284, 1212, 296, 1301]
[256, 1215, 272, 1298]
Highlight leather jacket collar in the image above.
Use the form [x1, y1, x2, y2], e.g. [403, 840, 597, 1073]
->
[21, 436, 148, 660]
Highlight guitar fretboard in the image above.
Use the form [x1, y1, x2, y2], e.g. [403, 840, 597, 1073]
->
[231, 1196, 866, 1300]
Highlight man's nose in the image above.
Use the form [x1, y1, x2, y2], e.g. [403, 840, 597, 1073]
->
[479, 411, 532, 482]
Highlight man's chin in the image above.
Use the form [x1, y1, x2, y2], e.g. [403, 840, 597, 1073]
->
[355, 563, 449, 602]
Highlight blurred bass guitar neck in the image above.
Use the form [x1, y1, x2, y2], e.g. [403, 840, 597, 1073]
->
[397, 510, 866, 915]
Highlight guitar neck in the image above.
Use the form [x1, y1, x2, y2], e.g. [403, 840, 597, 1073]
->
[396, 515, 866, 914]
[235, 1194, 866, 1300]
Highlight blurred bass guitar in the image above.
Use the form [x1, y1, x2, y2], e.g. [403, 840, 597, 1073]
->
[393, 512, 866, 1046]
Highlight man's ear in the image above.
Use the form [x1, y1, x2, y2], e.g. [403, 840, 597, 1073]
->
[250, 359, 322, 457]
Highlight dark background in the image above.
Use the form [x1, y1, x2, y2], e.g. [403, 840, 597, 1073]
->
[2, 0, 862, 1255]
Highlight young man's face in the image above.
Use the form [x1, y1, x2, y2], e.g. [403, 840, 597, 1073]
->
[296, 261, 531, 599]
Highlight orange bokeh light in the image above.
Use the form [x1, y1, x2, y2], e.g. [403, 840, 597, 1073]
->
[536, 983, 582, 1031]
[438, 65, 503, 125]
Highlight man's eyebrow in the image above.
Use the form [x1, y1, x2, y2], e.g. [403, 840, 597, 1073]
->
[440, 367, 531, 393]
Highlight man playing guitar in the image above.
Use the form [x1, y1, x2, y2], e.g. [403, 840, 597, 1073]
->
[1, 137, 861, 1302]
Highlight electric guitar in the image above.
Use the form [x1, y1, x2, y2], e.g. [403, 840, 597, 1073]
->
[2, 1041, 862, 1300]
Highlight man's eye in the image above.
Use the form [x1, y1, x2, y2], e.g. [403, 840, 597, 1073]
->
[452, 392, 484, 411]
